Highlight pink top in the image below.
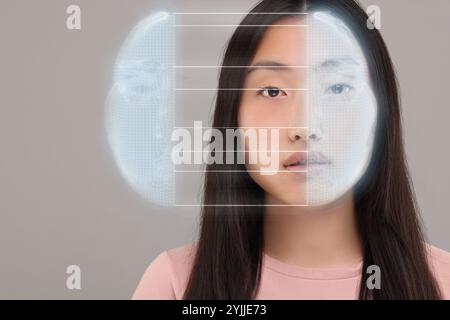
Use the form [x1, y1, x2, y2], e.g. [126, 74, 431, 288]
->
[131, 243, 450, 299]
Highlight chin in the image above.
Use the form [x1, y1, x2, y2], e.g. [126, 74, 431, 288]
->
[273, 189, 307, 206]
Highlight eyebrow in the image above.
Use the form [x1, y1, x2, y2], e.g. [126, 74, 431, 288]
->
[246, 60, 296, 75]
[246, 57, 359, 75]
[317, 57, 360, 69]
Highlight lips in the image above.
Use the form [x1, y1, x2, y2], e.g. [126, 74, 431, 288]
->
[283, 151, 331, 168]
[283, 152, 308, 167]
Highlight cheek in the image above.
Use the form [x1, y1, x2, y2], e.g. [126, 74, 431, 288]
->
[320, 92, 377, 159]
[238, 92, 258, 127]
[239, 102, 267, 128]
[341, 97, 377, 155]
[239, 95, 291, 128]
[237, 103, 253, 158]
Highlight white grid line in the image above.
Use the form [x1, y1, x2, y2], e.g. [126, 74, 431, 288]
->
[173, 12, 309, 15]
[174, 170, 308, 173]
[173, 126, 309, 128]
[174, 204, 309, 207]
[175, 88, 309, 91]
[173, 65, 309, 68]
[175, 24, 309, 27]
[172, 150, 309, 152]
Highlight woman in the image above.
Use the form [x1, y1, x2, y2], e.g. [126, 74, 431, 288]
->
[132, 0, 450, 299]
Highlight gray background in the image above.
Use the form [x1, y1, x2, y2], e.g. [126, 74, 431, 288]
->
[0, 0, 449, 299]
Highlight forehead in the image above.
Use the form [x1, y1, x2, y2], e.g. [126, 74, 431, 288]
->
[250, 14, 367, 70]
[309, 12, 366, 69]
[250, 17, 307, 66]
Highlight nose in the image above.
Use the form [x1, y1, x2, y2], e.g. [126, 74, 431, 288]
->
[287, 89, 323, 143]
[288, 127, 322, 142]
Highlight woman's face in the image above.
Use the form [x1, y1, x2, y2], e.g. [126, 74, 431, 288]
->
[238, 13, 377, 206]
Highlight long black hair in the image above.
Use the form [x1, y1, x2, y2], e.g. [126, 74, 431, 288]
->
[183, 0, 442, 299]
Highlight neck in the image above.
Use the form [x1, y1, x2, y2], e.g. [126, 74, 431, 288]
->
[263, 191, 363, 268]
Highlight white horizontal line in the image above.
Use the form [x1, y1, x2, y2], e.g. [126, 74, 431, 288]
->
[175, 24, 309, 27]
[173, 150, 309, 152]
[173, 65, 308, 68]
[173, 126, 309, 128]
[174, 204, 309, 207]
[175, 88, 309, 91]
[174, 12, 309, 15]
[175, 170, 308, 173]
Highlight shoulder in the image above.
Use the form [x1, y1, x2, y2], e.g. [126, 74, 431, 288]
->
[425, 243, 450, 299]
[131, 243, 197, 300]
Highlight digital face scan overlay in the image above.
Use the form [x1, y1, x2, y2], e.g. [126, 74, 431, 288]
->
[306, 12, 377, 205]
[106, 12, 175, 206]
[105, 10, 378, 207]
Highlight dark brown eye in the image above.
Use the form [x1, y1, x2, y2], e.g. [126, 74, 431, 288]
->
[259, 87, 286, 98]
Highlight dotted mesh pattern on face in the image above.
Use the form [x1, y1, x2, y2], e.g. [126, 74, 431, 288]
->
[106, 12, 176, 206]
[306, 12, 377, 206]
